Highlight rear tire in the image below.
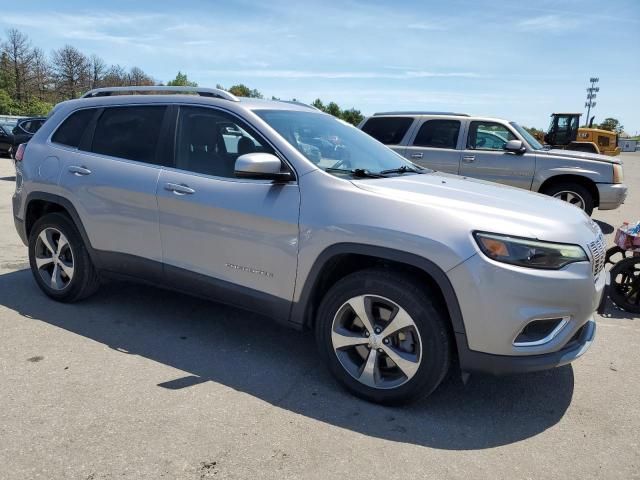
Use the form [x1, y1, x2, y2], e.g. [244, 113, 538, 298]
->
[28, 212, 100, 302]
[543, 182, 594, 215]
[315, 268, 451, 404]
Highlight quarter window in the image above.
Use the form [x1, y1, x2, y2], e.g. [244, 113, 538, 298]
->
[91, 106, 166, 164]
[467, 122, 516, 150]
[361, 117, 413, 145]
[413, 120, 460, 149]
[175, 106, 273, 178]
[52, 109, 96, 148]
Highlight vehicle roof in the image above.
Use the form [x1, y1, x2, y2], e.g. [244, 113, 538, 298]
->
[374, 111, 469, 117]
[368, 112, 515, 124]
[54, 95, 320, 113]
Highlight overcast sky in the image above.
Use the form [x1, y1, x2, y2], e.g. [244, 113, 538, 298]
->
[3, 0, 639, 133]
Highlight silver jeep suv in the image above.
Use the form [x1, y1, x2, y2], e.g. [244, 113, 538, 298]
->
[359, 112, 627, 215]
[12, 87, 606, 404]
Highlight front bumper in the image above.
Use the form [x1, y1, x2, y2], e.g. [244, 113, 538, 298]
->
[447, 245, 605, 375]
[456, 319, 596, 375]
[597, 183, 627, 210]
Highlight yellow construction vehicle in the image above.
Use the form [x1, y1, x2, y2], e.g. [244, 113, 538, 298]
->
[541, 113, 620, 156]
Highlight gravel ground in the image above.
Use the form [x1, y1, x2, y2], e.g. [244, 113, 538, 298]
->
[0, 153, 638, 480]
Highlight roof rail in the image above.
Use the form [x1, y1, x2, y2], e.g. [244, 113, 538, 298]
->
[81, 86, 239, 101]
[373, 111, 469, 117]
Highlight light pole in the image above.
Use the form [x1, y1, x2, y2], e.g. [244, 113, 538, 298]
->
[585, 77, 599, 127]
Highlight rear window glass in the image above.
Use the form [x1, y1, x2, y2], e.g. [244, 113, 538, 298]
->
[361, 117, 413, 145]
[52, 109, 95, 148]
[91, 106, 166, 164]
[413, 120, 460, 149]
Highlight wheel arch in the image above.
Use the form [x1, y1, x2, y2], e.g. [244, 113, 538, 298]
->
[24, 192, 96, 262]
[538, 174, 600, 207]
[290, 243, 467, 339]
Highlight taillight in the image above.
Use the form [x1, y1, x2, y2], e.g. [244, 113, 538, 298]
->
[14, 143, 26, 162]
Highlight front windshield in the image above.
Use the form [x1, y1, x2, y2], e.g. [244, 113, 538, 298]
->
[255, 110, 425, 177]
[510, 122, 544, 150]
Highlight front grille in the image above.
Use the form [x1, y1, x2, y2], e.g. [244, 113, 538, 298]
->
[587, 231, 606, 278]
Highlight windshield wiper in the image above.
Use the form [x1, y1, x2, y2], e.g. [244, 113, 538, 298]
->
[325, 167, 384, 178]
[379, 165, 423, 175]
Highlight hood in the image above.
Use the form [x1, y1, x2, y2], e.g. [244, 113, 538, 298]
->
[351, 172, 600, 246]
[539, 148, 621, 164]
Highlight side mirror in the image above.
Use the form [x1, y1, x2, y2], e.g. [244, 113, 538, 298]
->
[505, 139, 526, 154]
[234, 152, 292, 181]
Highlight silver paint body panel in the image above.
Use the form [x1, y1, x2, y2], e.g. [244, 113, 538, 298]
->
[14, 95, 606, 358]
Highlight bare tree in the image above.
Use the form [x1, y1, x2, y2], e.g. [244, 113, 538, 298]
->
[51, 45, 90, 99]
[2, 28, 35, 102]
[29, 48, 52, 101]
[127, 66, 154, 86]
[89, 54, 106, 89]
[102, 64, 128, 87]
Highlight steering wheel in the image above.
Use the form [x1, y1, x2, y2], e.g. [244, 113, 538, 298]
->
[475, 137, 486, 148]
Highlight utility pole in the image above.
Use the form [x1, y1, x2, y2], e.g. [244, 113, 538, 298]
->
[585, 77, 599, 127]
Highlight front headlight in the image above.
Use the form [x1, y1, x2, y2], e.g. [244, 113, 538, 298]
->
[474, 232, 588, 270]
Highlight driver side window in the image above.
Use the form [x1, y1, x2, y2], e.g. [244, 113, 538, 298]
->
[175, 107, 273, 178]
[467, 122, 516, 151]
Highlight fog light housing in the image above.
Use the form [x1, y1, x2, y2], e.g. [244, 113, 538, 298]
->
[513, 316, 569, 346]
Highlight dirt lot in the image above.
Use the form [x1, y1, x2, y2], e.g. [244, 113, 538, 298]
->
[0, 153, 638, 479]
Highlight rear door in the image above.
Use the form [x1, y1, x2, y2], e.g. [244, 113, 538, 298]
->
[56, 105, 170, 270]
[460, 120, 535, 189]
[402, 118, 463, 174]
[360, 116, 416, 156]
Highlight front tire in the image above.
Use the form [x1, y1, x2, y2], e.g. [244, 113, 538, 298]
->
[543, 182, 594, 215]
[315, 268, 451, 404]
[28, 212, 100, 302]
[609, 257, 640, 314]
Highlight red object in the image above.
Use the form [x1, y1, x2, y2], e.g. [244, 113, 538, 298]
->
[14, 143, 26, 162]
[614, 226, 640, 251]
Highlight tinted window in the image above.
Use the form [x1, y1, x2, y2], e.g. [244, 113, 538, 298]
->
[92, 106, 166, 163]
[18, 119, 44, 134]
[176, 106, 273, 178]
[361, 117, 413, 145]
[413, 120, 460, 149]
[52, 109, 96, 148]
[467, 121, 516, 150]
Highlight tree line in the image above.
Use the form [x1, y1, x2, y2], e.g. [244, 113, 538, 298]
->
[3, 27, 621, 132]
[0, 28, 364, 125]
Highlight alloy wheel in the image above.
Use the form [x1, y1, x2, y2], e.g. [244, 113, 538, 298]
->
[331, 295, 422, 389]
[34, 227, 74, 291]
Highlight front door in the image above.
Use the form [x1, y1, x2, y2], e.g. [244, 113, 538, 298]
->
[460, 121, 535, 189]
[156, 106, 300, 315]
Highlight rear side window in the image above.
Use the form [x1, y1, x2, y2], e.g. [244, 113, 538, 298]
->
[413, 120, 460, 149]
[361, 117, 413, 145]
[52, 109, 95, 148]
[92, 106, 166, 163]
